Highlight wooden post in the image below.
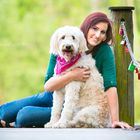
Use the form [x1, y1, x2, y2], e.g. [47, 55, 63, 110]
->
[109, 6, 135, 126]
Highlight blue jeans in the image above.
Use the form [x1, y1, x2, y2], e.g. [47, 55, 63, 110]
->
[0, 91, 53, 128]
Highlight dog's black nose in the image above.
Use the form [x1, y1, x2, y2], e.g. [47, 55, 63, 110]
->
[66, 45, 71, 50]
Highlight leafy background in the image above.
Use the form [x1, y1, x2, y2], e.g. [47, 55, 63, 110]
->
[0, 0, 140, 124]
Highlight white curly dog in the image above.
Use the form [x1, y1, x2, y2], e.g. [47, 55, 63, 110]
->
[44, 26, 111, 128]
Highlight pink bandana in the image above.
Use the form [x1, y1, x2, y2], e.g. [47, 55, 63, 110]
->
[55, 54, 81, 75]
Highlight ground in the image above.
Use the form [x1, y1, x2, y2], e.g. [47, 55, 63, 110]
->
[0, 128, 140, 140]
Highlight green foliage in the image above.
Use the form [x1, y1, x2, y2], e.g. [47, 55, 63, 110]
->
[0, 0, 91, 101]
[0, 0, 140, 124]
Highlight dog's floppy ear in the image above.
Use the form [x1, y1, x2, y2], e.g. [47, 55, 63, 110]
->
[79, 30, 88, 53]
[49, 28, 60, 55]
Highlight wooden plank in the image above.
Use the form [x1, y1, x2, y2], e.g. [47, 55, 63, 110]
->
[0, 128, 140, 140]
[109, 7, 135, 126]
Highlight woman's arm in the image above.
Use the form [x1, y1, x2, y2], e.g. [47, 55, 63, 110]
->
[44, 67, 90, 91]
[106, 87, 119, 123]
[106, 87, 132, 129]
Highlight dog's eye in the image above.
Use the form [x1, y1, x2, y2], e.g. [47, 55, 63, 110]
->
[61, 35, 65, 39]
[72, 35, 75, 40]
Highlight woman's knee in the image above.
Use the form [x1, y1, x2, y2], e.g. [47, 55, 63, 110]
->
[15, 106, 33, 128]
[15, 106, 52, 128]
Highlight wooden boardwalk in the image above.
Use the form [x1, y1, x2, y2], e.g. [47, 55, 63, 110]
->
[0, 128, 140, 140]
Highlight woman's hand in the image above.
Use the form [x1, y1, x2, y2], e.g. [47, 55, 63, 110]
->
[112, 121, 133, 129]
[106, 88, 133, 129]
[68, 67, 91, 82]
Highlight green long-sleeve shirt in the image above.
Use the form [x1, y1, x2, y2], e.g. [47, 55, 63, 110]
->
[44, 43, 117, 91]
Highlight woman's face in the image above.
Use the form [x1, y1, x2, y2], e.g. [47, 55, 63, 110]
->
[87, 22, 108, 49]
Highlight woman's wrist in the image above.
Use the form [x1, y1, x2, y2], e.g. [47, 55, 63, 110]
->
[65, 70, 76, 81]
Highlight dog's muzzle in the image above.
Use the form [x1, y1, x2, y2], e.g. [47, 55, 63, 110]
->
[66, 45, 72, 50]
[63, 45, 74, 52]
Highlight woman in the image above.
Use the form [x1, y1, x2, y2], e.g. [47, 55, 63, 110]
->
[0, 12, 131, 128]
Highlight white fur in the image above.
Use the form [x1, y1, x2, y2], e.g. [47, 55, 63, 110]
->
[44, 26, 111, 128]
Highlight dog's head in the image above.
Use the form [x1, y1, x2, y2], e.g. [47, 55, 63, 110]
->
[50, 26, 88, 61]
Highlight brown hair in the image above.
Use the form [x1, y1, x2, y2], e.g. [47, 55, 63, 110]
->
[80, 12, 113, 47]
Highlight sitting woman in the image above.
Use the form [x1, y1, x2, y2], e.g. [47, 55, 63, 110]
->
[0, 12, 132, 128]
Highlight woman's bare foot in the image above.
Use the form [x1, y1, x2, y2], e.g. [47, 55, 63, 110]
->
[9, 122, 15, 127]
[0, 120, 6, 127]
[0, 120, 15, 127]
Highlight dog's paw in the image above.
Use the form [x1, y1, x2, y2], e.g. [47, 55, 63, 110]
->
[53, 121, 68, 128]
[44, 122, 54, 128]
[68, 120, 77, 128]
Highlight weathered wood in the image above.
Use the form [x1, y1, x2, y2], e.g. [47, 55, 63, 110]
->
[109, 6, 135, 126]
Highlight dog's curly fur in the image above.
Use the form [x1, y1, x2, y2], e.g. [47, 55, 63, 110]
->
[44, 26, 111, 128]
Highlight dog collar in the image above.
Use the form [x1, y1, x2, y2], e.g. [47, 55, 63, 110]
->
[55, 53, 81, 75]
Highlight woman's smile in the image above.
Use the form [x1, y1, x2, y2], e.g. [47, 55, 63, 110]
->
[87, 22, 108, 49]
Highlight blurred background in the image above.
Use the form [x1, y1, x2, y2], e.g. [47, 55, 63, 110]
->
[0, 0, 140, 124]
